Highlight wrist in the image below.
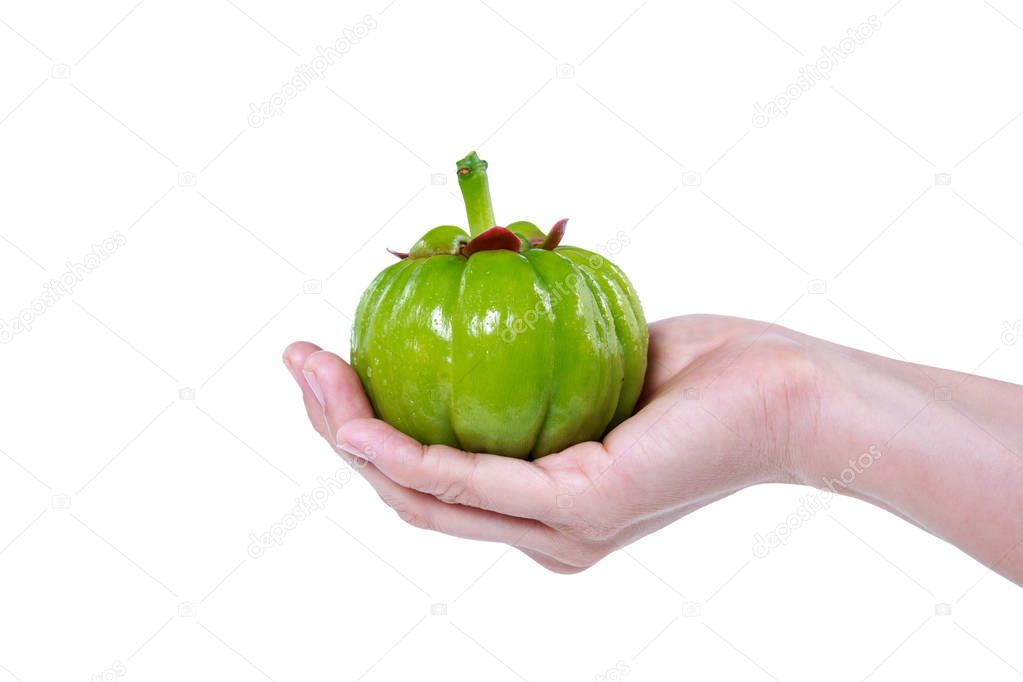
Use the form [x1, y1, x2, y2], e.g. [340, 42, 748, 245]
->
[787, 340, 930, 497]
[714, 326, 838, 487]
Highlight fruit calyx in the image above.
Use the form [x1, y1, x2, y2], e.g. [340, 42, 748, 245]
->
[387, 153, 569, 259]
[461, 226, 521, 256]
[534, 218, 567, 250]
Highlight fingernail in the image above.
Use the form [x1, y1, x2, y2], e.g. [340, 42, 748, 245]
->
[336, 442, 367, 460]
[303, 370, 325, 407]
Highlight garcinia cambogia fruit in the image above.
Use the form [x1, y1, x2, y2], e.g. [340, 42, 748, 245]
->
[350, 152, 647, 459]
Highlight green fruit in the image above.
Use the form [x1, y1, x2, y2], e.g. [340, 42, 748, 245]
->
[351, 152, 647, 459]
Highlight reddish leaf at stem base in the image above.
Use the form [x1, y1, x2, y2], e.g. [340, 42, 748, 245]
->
[462, 226, 522, 256]
[541, 218, 567, 250]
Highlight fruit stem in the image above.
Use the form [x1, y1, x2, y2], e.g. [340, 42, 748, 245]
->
[456, 152, 496, 237]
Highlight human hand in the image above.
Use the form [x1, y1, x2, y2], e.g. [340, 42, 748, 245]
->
[283, 315, 822, 573]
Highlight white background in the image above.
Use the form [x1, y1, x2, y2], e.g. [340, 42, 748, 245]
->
[1, 0, 1022, 680]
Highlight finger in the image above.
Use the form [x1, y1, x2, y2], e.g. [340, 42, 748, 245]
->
[335, 417, 562, 521]
[335, 447, 561, 553]
[283, 341, 329, 436]
[288, 345, 580, 558]
[517, 547, 587, 575]
[302, 350, 375, 442]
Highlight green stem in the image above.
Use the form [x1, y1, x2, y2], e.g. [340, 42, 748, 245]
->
[456, 152, 496, 236]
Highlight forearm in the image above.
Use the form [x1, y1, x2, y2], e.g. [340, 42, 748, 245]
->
[801, 340, 1023, 583]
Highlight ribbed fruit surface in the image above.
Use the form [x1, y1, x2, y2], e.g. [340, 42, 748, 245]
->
[351, 246, 647, 459]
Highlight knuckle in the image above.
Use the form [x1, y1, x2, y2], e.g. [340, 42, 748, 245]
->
[531, 528, 608, 573]
[429, 454, 482, 507]
[431, 477, 470, 505]
[378, 490, 399, 510]
[387, 498, 433, 531]
[395, 506, 433, 531]
[553, 541, 608, 571]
